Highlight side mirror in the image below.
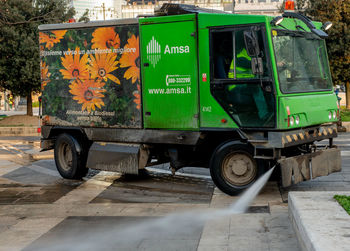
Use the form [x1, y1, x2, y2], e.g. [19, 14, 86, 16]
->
[244, 30, 260, 57]
[251, 57, 264, 75]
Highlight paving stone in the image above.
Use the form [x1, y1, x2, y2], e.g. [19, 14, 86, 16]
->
[24, 216, 204, 251]
[0, 159, 15, 166]
[139, 239, 200, 251]
[3, 167, 60, 185]
[91, 171, 214, 204]
[0, 217, 64, 251]
[0, 163, 22, 176]
[0, 216, 19, 235]
[197, 217, 229, 250]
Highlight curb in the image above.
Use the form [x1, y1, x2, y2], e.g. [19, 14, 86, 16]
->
[0, 127, 40, 137]
[0, 152, 53, 161]
[31, 152, 54, 160]
[341, 122, 350, 132]
[289, 191, 350, 251]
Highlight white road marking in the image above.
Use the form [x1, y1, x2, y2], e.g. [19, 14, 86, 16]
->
[54, 172, 114, 204]
[341, 151, 350, 156]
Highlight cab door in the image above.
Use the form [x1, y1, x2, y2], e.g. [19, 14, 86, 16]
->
[140, 16, 199, 130]
[210, 25, 276, 128]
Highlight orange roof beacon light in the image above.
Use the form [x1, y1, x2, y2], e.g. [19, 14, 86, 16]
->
[285, 0, 295, 12]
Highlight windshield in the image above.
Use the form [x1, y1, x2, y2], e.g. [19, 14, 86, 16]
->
[272, 30, 332, 93]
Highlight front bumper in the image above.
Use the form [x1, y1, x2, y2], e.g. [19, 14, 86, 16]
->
[268, 124, 337, 148]
[278, 147, 341, 187]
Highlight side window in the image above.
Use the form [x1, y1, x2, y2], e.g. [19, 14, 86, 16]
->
[212, 31, 233, 79]
[212, 27, 269, 80]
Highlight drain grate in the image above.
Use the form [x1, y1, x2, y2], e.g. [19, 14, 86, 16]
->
[246, 206, 270, 214]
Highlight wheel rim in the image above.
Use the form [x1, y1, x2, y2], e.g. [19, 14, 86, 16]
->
[221, 152, 257, 187]
[58, 142, 73, 172]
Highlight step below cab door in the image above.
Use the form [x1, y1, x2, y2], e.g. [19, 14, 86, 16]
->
[140, 16, 199, 130]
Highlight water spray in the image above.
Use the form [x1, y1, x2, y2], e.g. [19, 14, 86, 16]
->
[32, 166, 276, 251]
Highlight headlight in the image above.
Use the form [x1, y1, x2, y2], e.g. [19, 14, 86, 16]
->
[329, 111, 332, 120]
[295, 115, 300, 125]
[333, 111, 336, 119]
[290, 116, 294, 126]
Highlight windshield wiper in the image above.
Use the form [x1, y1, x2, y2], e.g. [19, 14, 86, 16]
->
[296, 25, 307, 32]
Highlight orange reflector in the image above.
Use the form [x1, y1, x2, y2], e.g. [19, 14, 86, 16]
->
[37, 127, 41, 133]
[221, 119, 227, 123]
[286, 106, 291, 115]
[285, 0, 295, 11]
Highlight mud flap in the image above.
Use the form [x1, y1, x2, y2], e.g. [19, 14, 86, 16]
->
[86, 143, 149, 174]
[279, 148, 341, 187]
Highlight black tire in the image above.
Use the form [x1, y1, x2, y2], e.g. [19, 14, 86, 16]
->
[209, 141, 258, 196]
[54, 133, 88, 179]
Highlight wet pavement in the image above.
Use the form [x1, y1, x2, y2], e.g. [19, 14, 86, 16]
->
[91, 172, 214, 204]
[1, 133, 350, 250]
[24, 216, 205, 251]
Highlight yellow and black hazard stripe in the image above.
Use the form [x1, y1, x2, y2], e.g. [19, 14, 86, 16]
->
[281, 125, 337, 146]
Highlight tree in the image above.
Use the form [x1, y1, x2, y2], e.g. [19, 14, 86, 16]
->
[299, 0, 350, 108]
[0, 0, 75, 115]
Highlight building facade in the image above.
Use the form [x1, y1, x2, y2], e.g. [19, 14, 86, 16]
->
[121, 0, 283, 19]
[72, 0, 126, 21]
[71, 0, 283, 21]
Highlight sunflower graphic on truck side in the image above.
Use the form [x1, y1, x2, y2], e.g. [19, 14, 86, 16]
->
[39, 24, 141, 128]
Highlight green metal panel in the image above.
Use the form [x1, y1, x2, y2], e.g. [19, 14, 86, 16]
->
[140, 17, 199, 129]
[278, 94, 338, 129]
[197, 26, 238, 129]
[197, 13, 271, 129]
[197, 13, 267, 29]
[266, 16, 337, 129]
[139, 14, 196, 25]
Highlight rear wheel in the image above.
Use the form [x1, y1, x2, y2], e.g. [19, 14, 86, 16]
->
[210, 141, 258, 195]
[54, 133, 88, 179]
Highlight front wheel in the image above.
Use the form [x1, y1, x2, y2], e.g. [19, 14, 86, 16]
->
[210, 141, 258, 196]
[54, 133, 88, 179]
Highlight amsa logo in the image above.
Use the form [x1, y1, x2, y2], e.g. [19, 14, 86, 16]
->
[146, 37, 190, 67]
[146, 36, 161, 55]
[164, 45, 190, 54]
[146, 36, 161, 67]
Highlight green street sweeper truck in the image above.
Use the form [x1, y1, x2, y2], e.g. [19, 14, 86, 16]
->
[39, 3, 341, 195]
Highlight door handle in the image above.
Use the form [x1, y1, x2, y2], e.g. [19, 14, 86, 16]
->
[144, 63, 149, 67]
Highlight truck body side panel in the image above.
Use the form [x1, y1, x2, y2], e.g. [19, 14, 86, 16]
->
[140, 16, 199, 130]
[40, 24, 142, 128]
